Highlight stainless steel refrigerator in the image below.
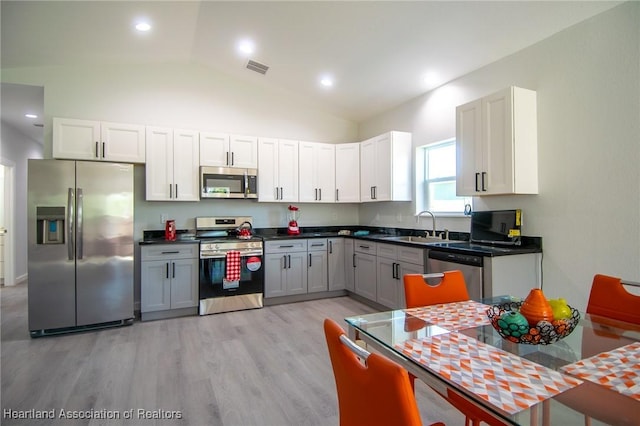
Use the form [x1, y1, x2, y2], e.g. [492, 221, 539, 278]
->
[28, 159, 134, 336]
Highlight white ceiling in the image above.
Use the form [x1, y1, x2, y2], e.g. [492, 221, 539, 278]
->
[0, 0, 622, 145]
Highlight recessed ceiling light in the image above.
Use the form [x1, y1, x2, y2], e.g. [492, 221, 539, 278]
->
[320, 76, 334, 88]
[135, 21, 151, 32]
[423, 71, 439, 86]
[237, 39, 255, 56]
[25, 113, 38, 119]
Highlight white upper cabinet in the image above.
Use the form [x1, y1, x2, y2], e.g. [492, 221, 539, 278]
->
[456, 86, 538, 196]
[53, 118, 145, 163]
[146, 126, 200, 201]
[360, 131, 412, 202]
[335, 143, 360, 203]
[299, 142, 336, 203]
[258, 138, 299, 202]
[200, 132, 258, 169]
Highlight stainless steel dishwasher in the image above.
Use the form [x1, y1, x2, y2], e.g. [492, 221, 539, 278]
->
[427, 250, 484, 300]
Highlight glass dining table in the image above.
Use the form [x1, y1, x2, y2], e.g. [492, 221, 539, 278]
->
[344, 297, 640, 426]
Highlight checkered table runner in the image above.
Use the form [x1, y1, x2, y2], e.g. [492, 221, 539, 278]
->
[560, 341, 640, 401]
[396, 332, 582, 414]
[404, 300, 492, 331]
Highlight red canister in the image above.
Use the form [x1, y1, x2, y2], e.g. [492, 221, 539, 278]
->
[165, 220, 177, 241]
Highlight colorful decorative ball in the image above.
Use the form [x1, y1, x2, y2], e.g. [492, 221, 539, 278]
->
[497, 311, 529, 338]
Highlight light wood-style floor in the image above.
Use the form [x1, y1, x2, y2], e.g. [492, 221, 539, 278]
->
[1, 283, 463, 426]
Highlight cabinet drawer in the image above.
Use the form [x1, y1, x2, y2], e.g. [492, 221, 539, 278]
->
[376, 243, 397, 259]
[307, 238, 328, 251]
[354, 241, 376, 255]
[265, 239, 308, 253]
[397, 246, 425, 266]
[141, 243, 198, 261]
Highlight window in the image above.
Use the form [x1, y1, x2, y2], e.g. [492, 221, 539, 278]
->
[416, 138, 470, 214]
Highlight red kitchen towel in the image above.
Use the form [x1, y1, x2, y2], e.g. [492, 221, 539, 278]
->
[225, 251, 241, 281]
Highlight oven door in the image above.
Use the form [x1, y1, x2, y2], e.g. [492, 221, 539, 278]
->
[199, 252, 264, 299]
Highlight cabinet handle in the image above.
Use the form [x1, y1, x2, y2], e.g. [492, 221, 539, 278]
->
[308, 253, 312, 267]
[315, 188, 318, 201]
[280, 187, 284, 200]
[102, 142, 106, 158]
[395, 263, 400, 280]
[288, 255, 291, 269]
[282, 255, 286, 269]
[226, 152, 230, 166]
[359, 245, 370, 250]
[175, 184, 178, 198]
[166, 262, 169, 279]
[391, 262, 396, 279]
[329, 241, 333, 254]
[161, 251, 179, 254]
[169, 184, 173, 198]
[374, 186, 377, 199]
[475, 173, 480, 192]
[353, 253, 356, 268]
[279, 245, 294, 248]
[481, 172, 487, 192]
[172, 262, 176, 279]
[231, 152, 235, 166]
[95, 142, 99, 158]
[370, 186, 374, 200]
[319, 188, 322, 200]
[336, 188, 339, 202]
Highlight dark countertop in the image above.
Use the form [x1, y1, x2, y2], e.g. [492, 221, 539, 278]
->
[260, 230, 541, 257]
[139, 227, 542, 256]
[139, 238, 199, 245]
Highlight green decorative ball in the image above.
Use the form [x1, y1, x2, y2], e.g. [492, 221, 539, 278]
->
[497, 311, 529, 338]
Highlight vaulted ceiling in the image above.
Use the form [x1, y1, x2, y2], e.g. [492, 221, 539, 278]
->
[1, 1, 621, 145]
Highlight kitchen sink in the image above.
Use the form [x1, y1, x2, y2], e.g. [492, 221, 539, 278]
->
[381, 235, 446, 244]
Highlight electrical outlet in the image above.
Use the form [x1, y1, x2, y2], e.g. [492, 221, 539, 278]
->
[160, 214, 168, 224]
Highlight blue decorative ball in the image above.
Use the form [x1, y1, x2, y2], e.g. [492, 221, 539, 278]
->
[497, 311, 529, 338]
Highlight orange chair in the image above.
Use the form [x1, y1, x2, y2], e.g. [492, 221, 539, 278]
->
[404, 271, 470, 307]
[586, 274, 640, 325]
[323, 318, 445, 426]
[403, 272, 507, 426]
[562, 274, 640, 426]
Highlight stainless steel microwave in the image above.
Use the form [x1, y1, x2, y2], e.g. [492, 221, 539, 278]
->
[200, 167, 258, 199]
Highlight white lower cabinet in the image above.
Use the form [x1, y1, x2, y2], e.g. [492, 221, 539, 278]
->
[141, 244, 199, 320]
[376, 243, 427, 309]
[308, 239, 329, 293]
[328, 238, 346, 291]
[353, 242, 377, 301]
[343, 238, 355, 292]
[264, 240, 309, 297]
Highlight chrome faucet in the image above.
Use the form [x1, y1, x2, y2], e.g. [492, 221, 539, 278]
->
[416, 210, 436, 237]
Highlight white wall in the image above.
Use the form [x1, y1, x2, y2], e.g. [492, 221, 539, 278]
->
[358, 2, 640, 309]
[1, 62, 361, 304]
[0, 121, 44, 281]
[1, 62, 361, 237]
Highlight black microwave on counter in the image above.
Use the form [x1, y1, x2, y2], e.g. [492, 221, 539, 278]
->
[200, 166, 258, 199]
[470, 209, 522, 245]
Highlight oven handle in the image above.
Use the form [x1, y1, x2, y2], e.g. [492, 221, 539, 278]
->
[200, 249, 264, 259]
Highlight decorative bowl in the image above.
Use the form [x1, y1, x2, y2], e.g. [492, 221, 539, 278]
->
[486, 301, 580, 345]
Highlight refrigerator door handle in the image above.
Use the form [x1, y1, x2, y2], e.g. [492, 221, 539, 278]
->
[67, 188, 75, 260]
[76, 188, 84, 259]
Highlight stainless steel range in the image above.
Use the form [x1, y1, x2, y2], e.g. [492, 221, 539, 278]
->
[196, 216, 264, 315]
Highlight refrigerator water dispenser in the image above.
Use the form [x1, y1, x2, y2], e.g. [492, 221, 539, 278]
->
[36, 206, 65, 244]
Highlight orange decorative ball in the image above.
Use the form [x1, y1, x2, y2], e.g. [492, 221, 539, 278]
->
[520, 288, 554, 326]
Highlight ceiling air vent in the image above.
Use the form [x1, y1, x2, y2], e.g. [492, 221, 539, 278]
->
[246, 60, 269, 75]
